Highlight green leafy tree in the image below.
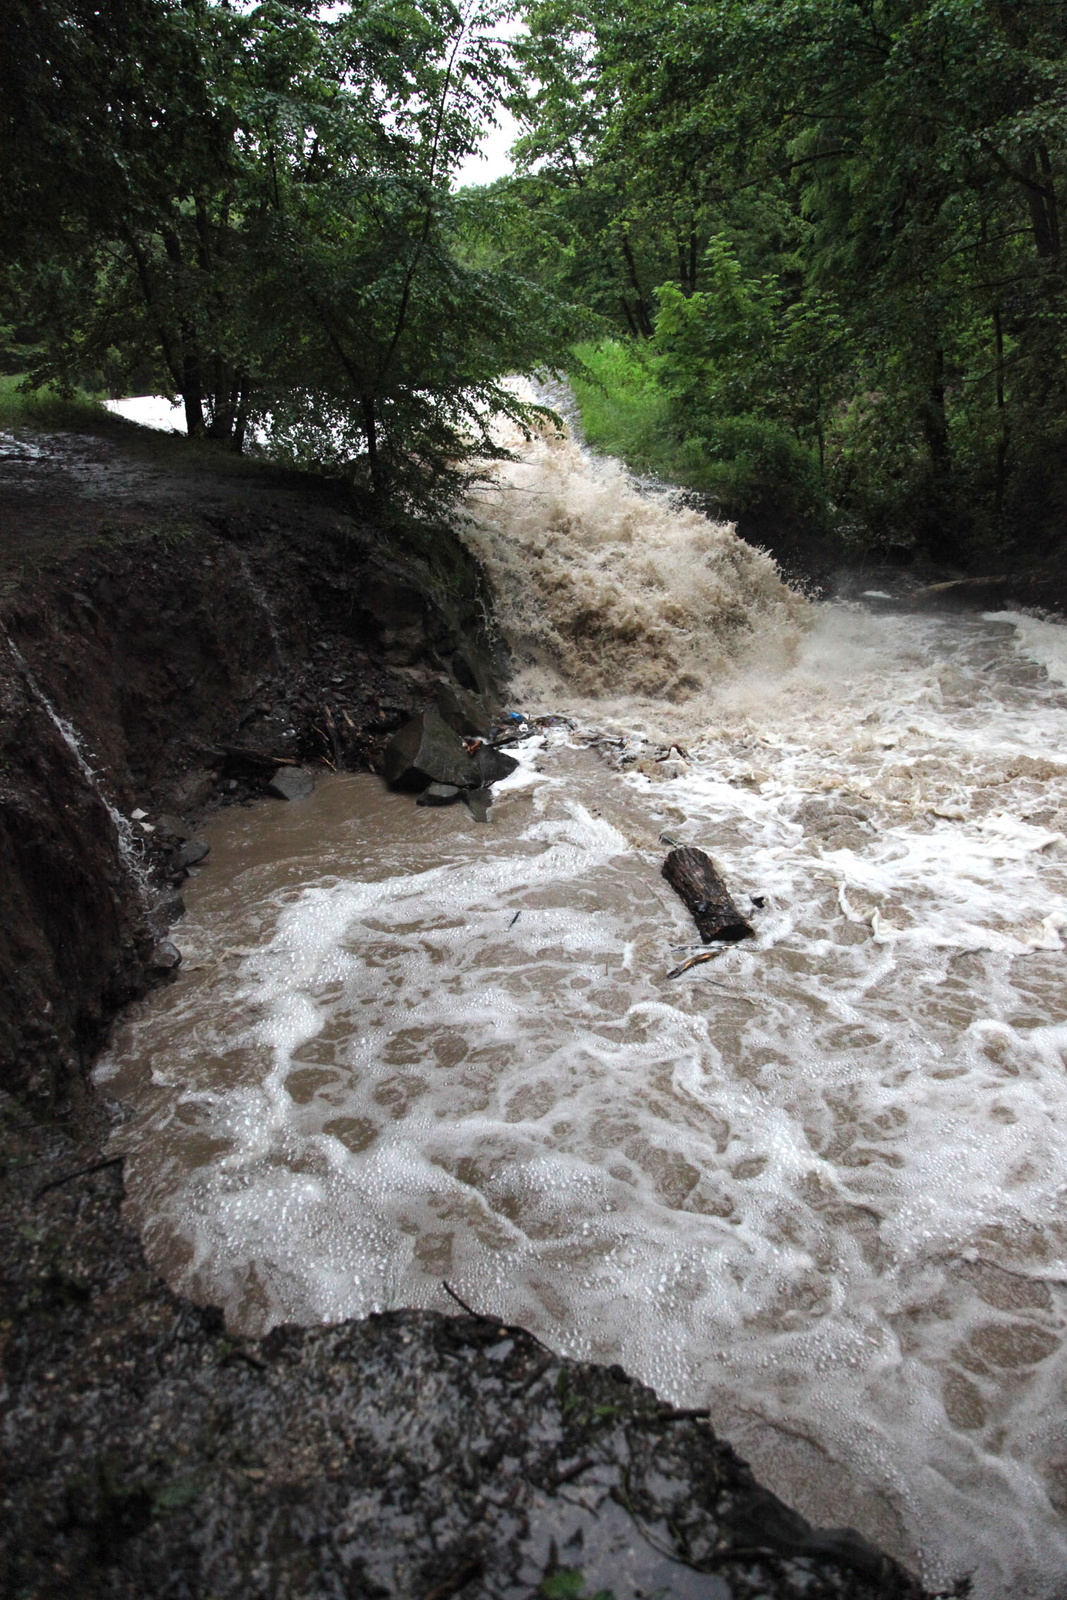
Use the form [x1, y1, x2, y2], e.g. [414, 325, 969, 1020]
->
[503, 0, 1067, 566]
[1, 0, 585, 510]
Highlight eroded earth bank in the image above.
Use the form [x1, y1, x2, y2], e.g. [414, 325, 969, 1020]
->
[2, 416, 934, 1598]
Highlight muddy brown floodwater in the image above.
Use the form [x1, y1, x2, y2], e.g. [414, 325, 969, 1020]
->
[98, 419, 1067, 1600]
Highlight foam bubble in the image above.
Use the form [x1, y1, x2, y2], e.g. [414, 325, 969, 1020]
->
[986, 611, 1067, 687]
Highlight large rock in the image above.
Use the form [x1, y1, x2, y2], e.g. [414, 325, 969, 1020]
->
[383, 708, 481, 792]
[475, 743, 520, 785]
[435, 679, 496, 738]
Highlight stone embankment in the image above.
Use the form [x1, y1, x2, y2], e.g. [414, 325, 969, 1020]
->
[0, 420, 932, 1599]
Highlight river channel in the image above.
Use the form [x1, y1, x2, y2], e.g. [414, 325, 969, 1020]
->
[98, 423, 1067, 1597]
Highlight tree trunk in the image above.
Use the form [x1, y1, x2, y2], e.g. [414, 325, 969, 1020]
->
[362, 395, 383, 495]
[920, 345, 949, 478]
[180, 353, 205, 438]
[661, 847, 754, 942]
[232, 377, 250, 455]
[621, 237, 654, 337]
[992, 305, 1009, 525]
[1022, 147, 1060, 259]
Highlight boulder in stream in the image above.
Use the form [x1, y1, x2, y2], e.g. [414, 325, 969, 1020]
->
[155, 889, 186, 925]
[416, 782, 462, 807]
[464, 786, 493, 823]
[474, 743, 520, 785]
[267, 766, 315, 802]
[175, 839, 211, 870]
[383, 707, 481, 792]
[149, 939, 182, 972]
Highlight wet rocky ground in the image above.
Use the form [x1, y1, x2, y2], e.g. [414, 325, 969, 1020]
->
[0, 416, 938, 1598]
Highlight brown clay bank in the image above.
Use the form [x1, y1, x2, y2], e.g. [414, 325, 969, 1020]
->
[0, 420, 931, 1598]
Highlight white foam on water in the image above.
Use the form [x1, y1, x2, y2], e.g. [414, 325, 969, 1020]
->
[987, 610, 1067, 688]
[96, 436, 1067, 1596]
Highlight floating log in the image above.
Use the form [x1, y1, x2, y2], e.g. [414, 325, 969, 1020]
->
[661, 846, 755, 943]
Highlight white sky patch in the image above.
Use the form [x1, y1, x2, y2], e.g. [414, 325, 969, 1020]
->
[106, 396, 187, 432]
[453, 103, 520, 187]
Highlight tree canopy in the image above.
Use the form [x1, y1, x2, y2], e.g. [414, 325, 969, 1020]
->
[502, 0, 1067, 567]
[1, 0, 586, 512]
[4, 0, 1065, 560]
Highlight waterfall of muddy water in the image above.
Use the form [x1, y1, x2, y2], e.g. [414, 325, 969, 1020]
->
[461, 409, 810, 699]
[97, 424, 1067, 1597]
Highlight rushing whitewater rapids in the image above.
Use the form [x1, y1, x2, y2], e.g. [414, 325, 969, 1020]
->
[97, 422, 1067, 1598]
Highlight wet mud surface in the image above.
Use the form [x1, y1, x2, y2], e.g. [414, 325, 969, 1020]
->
[0, 415, 499, 1114]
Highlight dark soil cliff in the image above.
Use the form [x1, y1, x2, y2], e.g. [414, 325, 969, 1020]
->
[0, 420, 932, 1600]
[0, 419, 500, 1116]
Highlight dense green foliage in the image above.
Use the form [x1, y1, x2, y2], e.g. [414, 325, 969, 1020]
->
[504, 0, 1067, 569]
[5, 0, 1065, 561]
[0, 0, 584, 512]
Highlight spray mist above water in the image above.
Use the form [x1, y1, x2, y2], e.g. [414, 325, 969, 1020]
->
[462, 409, 809, 703]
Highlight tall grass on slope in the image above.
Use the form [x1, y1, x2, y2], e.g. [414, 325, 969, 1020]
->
[0, 375, 109, 430]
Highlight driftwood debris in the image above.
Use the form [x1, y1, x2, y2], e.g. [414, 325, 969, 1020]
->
[666, 949, 722, 980]
[661, 846, 755, 944]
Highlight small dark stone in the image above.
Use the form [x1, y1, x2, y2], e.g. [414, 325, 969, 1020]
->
[175, 839, 210, 869]
[464, 787, 492, 823]
[154, 813, 190, 841]
[383, 708, 481, 792]
[156, 890, 186, 925]
[416, 782, 462, 807]
[170, 769, 215, 811]
[267, 767, 315, 802]
[150, 939, 182, 972]
[475, 744, 519, 785]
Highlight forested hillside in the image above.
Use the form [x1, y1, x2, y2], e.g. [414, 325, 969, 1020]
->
[500, 0, 1067, 571]
[3, 0, 1065, 572]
